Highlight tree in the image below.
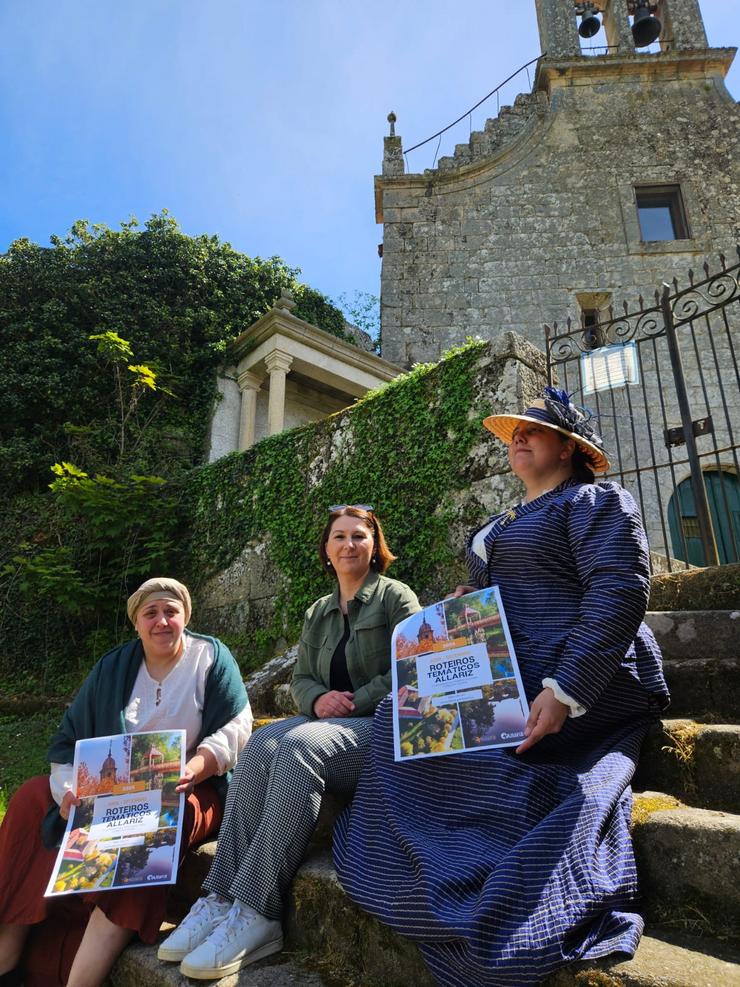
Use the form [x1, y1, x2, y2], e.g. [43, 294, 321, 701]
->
[337, 290, 380, 349]
[0, 212, 349, 492]
[0, 213, 349, 689]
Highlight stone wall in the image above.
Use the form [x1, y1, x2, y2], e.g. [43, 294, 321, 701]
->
[192, 333, 547, 659]
[378, 56, 739, 367]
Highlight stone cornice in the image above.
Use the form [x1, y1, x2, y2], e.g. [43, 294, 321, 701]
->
[229, 307, 399, 380]
[374, 105, 552, 220]
[534, 46, 736, 95]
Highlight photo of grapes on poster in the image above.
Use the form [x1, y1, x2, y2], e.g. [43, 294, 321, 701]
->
[45, 729, 185, 896]
[391, 587, 529, 761]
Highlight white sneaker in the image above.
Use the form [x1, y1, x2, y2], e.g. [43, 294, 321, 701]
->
[179, 902, 283, 979]
[157, 893, 232, 962]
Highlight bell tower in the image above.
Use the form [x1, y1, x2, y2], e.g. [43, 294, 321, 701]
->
[533, 0, 709, 56]
[375, 0, 737, 369]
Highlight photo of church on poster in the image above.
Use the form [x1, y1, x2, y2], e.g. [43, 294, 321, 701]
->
[391, 587, 529, 762]
[44, 729, 185, 896]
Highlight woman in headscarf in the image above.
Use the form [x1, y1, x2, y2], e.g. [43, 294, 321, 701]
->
[333, 389, 670, 987]
[0, 577, 251, 987]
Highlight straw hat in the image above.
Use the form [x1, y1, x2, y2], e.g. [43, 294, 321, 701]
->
[483, 387, 610, 474]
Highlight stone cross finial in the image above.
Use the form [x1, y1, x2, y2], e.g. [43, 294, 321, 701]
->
[388, 112, 397, 137]
[273, 288, 297, 312]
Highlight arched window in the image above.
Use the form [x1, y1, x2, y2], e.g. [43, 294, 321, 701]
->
[668, 469, 739, 566]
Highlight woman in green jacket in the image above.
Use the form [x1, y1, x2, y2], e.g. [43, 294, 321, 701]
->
[159, 506, 420, 981]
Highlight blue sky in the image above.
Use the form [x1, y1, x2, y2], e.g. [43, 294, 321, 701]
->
[1, 2, 737, 311]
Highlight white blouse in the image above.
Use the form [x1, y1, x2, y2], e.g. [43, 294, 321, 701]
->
[50, 632, 252, 805]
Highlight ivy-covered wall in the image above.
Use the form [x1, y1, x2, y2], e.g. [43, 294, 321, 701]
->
[182, 333, 547, 672]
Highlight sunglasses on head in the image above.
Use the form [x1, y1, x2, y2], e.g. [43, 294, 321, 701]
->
[328, 504, 374, 513]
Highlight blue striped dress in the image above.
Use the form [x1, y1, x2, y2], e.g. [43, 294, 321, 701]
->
[333, 478, 670, 987]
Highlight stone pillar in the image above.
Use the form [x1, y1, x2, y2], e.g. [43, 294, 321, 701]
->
[265, 351, 293, 437]
[603, 0, 636, 52]
[656, 0, 708, 50]
[535, 0, 582, 57]
[237, 370, 263, 451]
[383, 112, 404, 176]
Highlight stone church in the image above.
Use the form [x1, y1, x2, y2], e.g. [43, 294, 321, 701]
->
[376, 0, 739, 567]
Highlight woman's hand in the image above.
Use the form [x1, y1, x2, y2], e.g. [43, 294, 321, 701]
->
[176, 749, 219, 794]
[175, 766, 197, 795]
[446, 585, 477, 599]
[59, 790, 81, 821]
[516, 688, 569, 754]
[313, 690, 355, 719]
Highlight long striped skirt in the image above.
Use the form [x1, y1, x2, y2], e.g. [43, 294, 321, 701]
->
[333, 690, 655, 987]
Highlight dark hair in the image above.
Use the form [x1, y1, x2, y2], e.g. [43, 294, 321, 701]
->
[319, 507, 397, 576]
[557, 432, 596, 483]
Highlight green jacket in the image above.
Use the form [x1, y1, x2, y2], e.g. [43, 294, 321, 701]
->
[291, 571, 420, 718]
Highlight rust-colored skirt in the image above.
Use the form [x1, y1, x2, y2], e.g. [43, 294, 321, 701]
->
[0, 775, 222, 987]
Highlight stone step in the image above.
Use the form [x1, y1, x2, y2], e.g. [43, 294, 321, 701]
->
[287, 849, 740, 987]
[635, 719, 740, 812]
[645, 610, 738, 661]
[438, 95, 539, 172]
[172, 791, 740, 946]
[662, 657, 739, 719]
[254, 714, 740, 815]
[115, 845, 740, 987]
[110, 941, 327, 987]
[254, 715, 740, 814]
[631, 792, 740, 939]
[648, 563, 740, 613]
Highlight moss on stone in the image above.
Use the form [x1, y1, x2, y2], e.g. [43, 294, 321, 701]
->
[252, 716, 281, 731]
[660, 721, 700, 794]
[649, 563, 740, 612]
[572, 971, 624, 987]
[291, 871, 434, 987]
[631, 792, 682, 828]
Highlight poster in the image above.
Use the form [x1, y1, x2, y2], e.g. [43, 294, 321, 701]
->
[391, 587, 529, 761]
[45, 729, 185, 896]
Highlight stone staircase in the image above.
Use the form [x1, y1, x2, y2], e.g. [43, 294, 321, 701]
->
[110, 583, 740, 986]
[433, 92, 541, 174]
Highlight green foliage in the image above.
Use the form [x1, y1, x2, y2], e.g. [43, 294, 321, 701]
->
[6, 460, 180, 627]
[0, 211, 350, 492]
[336, 290, 380, 348]
[0, 709, 65, 821]
[5, 545, 94, 616]
[181, 339, 492, 663]
[0, 213, 349, 692]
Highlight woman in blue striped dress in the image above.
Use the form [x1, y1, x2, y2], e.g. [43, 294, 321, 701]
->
[333, 388, 670, 987]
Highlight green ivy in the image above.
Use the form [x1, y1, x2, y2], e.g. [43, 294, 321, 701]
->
[180, 339, 495, 666]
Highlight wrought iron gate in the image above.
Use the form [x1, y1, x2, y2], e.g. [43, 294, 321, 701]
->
[545, 250, 740, 570]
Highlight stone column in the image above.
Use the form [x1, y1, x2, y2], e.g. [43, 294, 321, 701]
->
[237, 370, 263, 451]
[656, 0, 708, 51]
[265, 351, 293, 437]
[535, 0, 582, 57]
[603, 0, 636, 52]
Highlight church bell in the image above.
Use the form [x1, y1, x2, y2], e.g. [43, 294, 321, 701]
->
[577, 3, 601, 38]
[631, 0, 662, 47]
